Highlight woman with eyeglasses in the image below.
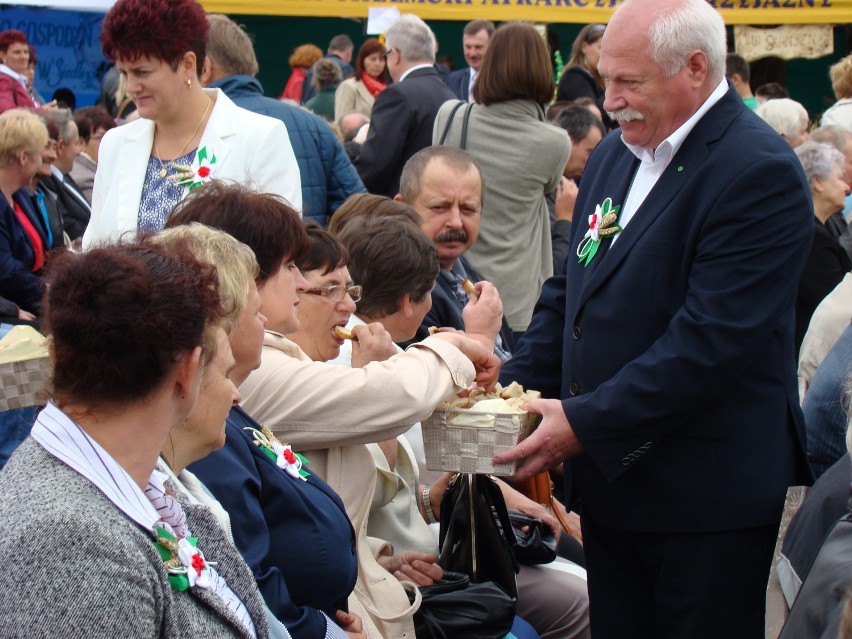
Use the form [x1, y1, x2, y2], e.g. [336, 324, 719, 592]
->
[167, 182, 501, 639]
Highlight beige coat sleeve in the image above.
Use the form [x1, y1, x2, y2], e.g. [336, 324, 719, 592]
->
[238, 334, 474, 449]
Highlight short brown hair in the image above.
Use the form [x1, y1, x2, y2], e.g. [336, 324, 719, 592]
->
[206, 14, 259, 77]
[463, 20, 495, 38]
[328, 193, 420, 236]
[297, 224, 348, 276]
[399, 146, 484, 206]
[74, 106, 115, 143]
[44, 243, 221, 406]
[336, 216, 438, 319]
[166, 181, 308, 286]
[474, 22, 553, 106]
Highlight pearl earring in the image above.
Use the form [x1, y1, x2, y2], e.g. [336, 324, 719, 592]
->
[187, 78, 191, 88]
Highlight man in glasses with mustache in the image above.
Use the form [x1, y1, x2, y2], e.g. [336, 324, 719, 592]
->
[396, 145, 514, 361]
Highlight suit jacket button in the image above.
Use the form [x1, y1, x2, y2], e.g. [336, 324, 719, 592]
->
[572, 326, 582, 339]
[569, 382, 579, 396]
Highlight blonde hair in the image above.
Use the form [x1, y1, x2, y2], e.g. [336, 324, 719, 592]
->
[0, 108, 48, 167]
[830, 55, 852, 100]
[150, 223, 259, 334]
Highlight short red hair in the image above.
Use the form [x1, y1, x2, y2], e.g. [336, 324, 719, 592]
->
[0, 30, 28, 54]
[101, 0, 208, 75]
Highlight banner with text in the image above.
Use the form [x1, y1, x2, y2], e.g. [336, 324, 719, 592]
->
[0, 7, 108, 107]
[201, 0, 852, 25]
[734, 24, 834, 61]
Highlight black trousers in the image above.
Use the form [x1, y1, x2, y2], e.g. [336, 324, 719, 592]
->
[581, 514, 778, 639]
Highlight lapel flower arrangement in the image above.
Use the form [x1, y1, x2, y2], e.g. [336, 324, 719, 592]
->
[169, 146, 217, 192]
[154, 526, 212, 591]
[576, 197, 622, 267]
[246, 424, 311, 480]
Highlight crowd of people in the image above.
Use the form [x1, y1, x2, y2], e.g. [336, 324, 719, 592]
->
[1, 0, 851, 636]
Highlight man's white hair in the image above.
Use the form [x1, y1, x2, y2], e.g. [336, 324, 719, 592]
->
[643, 0, 727, 80]
[385, 14, 436, 64]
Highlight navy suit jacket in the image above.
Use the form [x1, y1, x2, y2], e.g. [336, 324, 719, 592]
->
[188, 406, 357, 639]
[445, 68, 471, 101]
[0, 189, 46, 313]
[404, 255, 515, 351]
[355, 67, 455, 196]
[502, 84, 813, 533]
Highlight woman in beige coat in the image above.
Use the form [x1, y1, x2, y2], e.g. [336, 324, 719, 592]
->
[168, 182, 501, 639]
[334, 38, 388, 121]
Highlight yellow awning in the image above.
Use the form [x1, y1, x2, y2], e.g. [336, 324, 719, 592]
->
[200, 0, 852, 25]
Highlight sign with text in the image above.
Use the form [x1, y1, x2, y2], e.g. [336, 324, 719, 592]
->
[200, 0, 852, 25]
[734, 24, 834, 61]
[0, 7, 108, 107]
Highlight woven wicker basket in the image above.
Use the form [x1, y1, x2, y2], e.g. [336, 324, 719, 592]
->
[421, 407, 541, 476]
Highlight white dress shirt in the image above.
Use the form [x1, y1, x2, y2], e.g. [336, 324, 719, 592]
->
[615, 78, 728, 239]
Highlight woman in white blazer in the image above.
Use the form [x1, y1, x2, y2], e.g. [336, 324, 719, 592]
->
[83, 0, 301, 249]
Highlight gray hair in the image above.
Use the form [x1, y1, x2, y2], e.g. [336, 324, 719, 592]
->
[810, 125, 852, 156]
[795, 140, 844, 185]
[385, 14, 436, 64]
[756, 98, 809, 139]
[40, 107, 75, 144]
[647, 0, 726, 80]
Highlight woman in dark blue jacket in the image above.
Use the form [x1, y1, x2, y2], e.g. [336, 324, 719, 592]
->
[169, 184, 360, 639]
[0, 108, 50, 315]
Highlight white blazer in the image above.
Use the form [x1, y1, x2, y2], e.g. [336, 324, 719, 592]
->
[84, 88, 302, 248]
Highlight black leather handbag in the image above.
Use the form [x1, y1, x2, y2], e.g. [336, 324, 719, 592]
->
[409, 571, 516, 639]
[507, 509, 559, 565]
[437, 473, 519, 599]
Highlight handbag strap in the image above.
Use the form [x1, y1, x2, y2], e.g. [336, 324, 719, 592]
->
[437, 101, 474, 149]
[458, 102, 473, 150]
[355, 578, 423, 622]
[437, 101, 466, 146]
[517, 471, 577, 537]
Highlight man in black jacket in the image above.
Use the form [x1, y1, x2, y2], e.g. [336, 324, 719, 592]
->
[355, 14, 454, 197]
[39, 109, 90, 241]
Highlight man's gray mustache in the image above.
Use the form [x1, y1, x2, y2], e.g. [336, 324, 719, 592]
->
[607, 108, 645, 123]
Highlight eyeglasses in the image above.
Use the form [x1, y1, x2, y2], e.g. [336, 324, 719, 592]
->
[383, 48, 395, 61]
[303, 284, 363, 303]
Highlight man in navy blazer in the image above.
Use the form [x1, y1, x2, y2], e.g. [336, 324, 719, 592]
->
[495, 1, 813, 637]
[355, 14, 454, 197]
[444, 20, 494, 102]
